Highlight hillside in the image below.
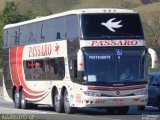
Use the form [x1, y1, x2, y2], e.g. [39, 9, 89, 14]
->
[0, 0, 160, 15]
[135, 2, 160, 15]
[0, 0, 142, 15]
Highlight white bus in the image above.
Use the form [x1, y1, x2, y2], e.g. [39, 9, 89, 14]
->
[2, 8, 158, 114]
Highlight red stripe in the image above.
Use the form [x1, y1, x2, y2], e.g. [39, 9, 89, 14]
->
[10, 47, 20, 88]
[17, 46, 44, 94]
[88, 85, 145, 91]
[24, 91, 46, 99]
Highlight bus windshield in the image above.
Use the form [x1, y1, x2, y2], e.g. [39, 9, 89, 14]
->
[80, 13, 144, 40]
[84, 48, 146, 84]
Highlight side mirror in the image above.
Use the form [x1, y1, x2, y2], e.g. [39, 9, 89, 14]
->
[148, 48, 158, 69]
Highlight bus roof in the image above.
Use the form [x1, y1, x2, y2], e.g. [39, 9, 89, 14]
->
[4, 8, 136, 29]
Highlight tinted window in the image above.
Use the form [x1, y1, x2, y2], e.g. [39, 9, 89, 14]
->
[3, 30, 9, 48]
[23, 57, 65, 80]
[80, 13, 144, 40]
[43, 17, 67, 41]
[66, 15, 79, 41]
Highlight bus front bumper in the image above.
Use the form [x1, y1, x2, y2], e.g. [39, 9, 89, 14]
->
[73, 95, 147, 108]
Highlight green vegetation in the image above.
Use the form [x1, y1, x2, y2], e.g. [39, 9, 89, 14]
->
[0, 0, 160, 70]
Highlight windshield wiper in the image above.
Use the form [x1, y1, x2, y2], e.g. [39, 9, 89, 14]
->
[109, 33, 143, 39]
[83, 34, 111, 39]
[83, 33, 143, 39]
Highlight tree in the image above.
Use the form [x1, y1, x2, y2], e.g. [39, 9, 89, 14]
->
[0, 1, 37, 68]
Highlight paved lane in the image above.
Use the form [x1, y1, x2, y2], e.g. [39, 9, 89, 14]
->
[0, 97, 160, 120]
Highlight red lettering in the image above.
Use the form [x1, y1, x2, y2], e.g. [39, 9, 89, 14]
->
[98, 41, 104, 46]
[131, 40, 138, 45]
[104, 40, 110, 45]
[124, 40, 130, 45]
[117, 40, 123, 45]
[29, 44, 52, 57]
[111, 40, 117, 45]
[91, 41, 98, 46]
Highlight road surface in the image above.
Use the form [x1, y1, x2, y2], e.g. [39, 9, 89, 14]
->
[0, 96, 160, 120]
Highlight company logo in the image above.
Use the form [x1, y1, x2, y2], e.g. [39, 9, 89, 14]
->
[101, 18, 123, 32]
[116, 91, 120, 95]
[91, 40, 138, 46]
[29, 44, 52, 57]
[55, 43, 60, 54]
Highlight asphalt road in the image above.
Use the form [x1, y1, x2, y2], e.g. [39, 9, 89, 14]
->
[0, 97, 160, 120]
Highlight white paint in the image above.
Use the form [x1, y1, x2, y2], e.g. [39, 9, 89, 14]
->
[4, 8, 136, 29]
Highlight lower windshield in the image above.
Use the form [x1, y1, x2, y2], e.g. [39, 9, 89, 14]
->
[84, 48, 146, 83]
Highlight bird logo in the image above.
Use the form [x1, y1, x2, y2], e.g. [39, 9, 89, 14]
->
[101, 18, 123, 32]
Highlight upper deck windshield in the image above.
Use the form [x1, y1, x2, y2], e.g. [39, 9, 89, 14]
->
[80, 13, 144, 40]
[84, 48, 146, 85]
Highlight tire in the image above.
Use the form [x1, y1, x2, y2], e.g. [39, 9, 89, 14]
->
[106, 107, 116, 115]
[137, 106, 145, 111]
[14, 90, 21, 109]
[117, 106, 129, 115]
[20, 89, 29, 109]
[54, 89, 64, 113]
[63, 90, 76, 114]
[158, 100, 160, 110]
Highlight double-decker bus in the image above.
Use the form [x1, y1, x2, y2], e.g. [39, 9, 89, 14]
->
[2, 8, 158, 114]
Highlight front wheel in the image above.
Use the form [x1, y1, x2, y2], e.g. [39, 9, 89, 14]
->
[158, 100, 160, 110]
[137, 106, 145, 111]
[106, 107, 116, 115]
[117, 106, 129, 115]
[63, 90, 76, 114]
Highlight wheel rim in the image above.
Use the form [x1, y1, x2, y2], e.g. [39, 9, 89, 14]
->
[21, 93, 25, 107]
[64, 91, 70, 112]
[14, 92, 19, 107]
[54, 91, 60, 110]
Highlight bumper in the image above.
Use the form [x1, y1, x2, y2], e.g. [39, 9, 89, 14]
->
[74, 95, 147, 108]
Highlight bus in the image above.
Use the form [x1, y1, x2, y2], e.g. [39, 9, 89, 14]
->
[2, 8, 158, 114]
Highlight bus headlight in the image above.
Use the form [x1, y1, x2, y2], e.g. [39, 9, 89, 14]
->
[84, 91, 101, 97]
[134, 90, 148, 95]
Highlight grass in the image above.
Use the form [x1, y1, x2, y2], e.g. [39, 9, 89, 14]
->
[0, 0, 142, 15]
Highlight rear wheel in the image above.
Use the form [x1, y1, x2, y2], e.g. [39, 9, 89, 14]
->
[158, 100, 160, 110]
[14, 90, 21, 109]
[137, 106, 145, 111]
[54, 89, 64, 113]
[117, 106, 129, 115]
[106, 107, 116, 115]
[63, 90, 76, 114]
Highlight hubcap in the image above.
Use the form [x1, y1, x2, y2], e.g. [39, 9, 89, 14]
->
[64, 92, 69, 110]
[55, 92, 59, 109]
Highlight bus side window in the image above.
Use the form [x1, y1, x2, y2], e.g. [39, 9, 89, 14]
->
[57, 57, 65, 80]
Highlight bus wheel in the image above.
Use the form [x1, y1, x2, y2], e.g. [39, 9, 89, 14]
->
[158, 100, 160, 110]
[54, 89, 64, 113]
[117, 106, 129, 115]
[63, 90, 76, 114]
[14, 90, 21, 109]
[137, 106, 145, 111]
[106, 107, 116, 115]
[20, 89, 29, 109]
